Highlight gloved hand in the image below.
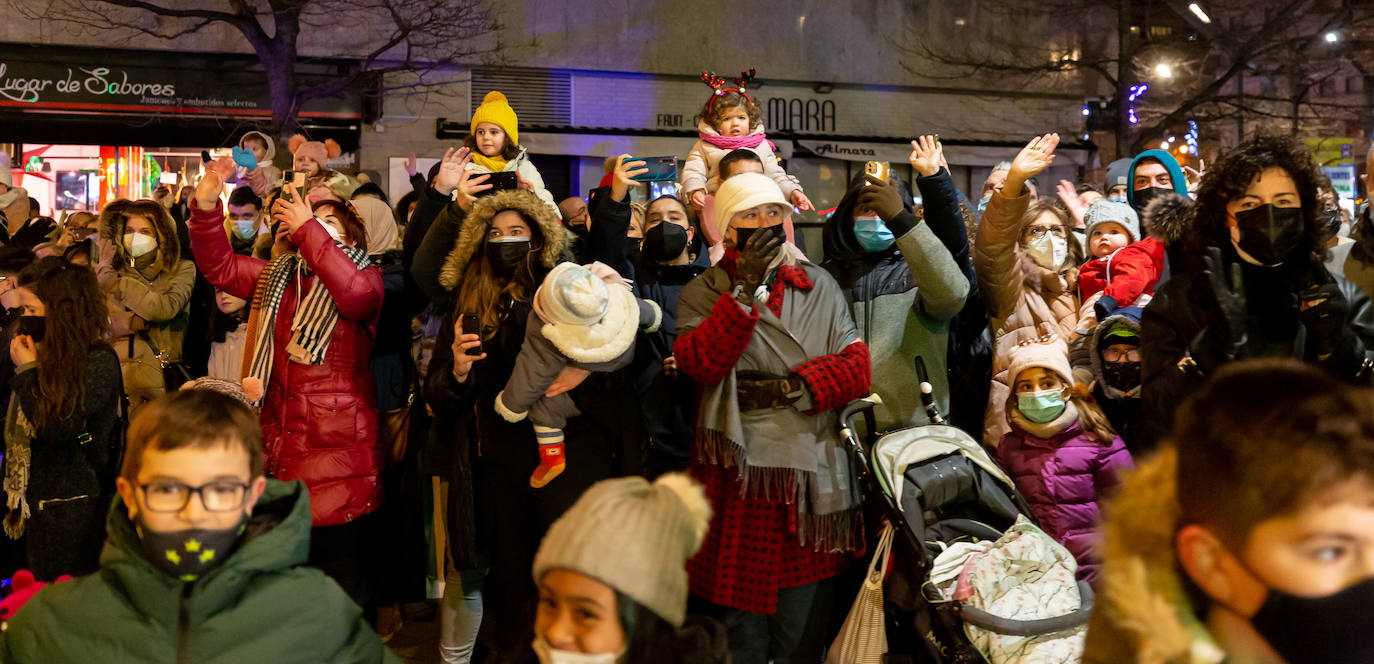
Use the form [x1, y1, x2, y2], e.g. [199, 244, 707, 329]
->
[732, 227, 783, 303]
[857, 174, 905, 222]
[1298, 281, 1349, 358]
[9, 217, 56, 249]
[231, 146, 259, 170]
[1191, 247, 1249, 371]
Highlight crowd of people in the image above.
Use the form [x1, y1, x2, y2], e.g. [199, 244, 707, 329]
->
[0, 75, 1370, 664]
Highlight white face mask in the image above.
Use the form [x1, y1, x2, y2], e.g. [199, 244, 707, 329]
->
[316, 217, 344, 244]
[532, 636, 624, 664]
[124, 232, 158, 259]
[1025, 232, 1068, 270]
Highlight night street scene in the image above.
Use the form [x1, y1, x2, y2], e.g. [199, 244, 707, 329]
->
[0, 1, 1371, 662]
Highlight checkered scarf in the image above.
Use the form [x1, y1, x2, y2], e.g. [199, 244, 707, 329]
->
[240, 245, 370, 405]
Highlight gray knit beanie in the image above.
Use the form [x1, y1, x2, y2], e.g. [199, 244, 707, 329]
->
[1083, 200, 1141, 244]
[532, 473, 711, 627]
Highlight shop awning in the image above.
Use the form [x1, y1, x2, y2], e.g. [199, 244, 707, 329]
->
[793, 139, 1092, 167]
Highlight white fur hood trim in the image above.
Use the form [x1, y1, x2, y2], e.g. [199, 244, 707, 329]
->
[542, 284, 639, 364]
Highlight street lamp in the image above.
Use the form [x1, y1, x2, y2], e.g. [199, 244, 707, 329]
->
[1325, 31, 1339, 43]
[1188, 3, 1211, 24]
[1156, 63, 1173, 79]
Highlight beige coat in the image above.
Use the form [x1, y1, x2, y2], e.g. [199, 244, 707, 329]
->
[97, 200, 196, 414]
[973, 190, 1081, 447]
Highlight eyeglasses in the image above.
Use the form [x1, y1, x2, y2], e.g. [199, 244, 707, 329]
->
[1025, 225, 1067, 240]
[1102, 348, 1141, 363]
[139, 480, 249, 513]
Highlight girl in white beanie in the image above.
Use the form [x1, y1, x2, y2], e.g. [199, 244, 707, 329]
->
[531, 473, 727, 663]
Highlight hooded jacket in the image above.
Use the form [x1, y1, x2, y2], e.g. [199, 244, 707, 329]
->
[188, 201, 385, 527]
[1, 480, 402, 664]
[680, 120, 801, 199]
[1139, 195, 1374, 448]
[412, 190, 643, 574]
[994, 420, 1131, 582]
[973, 189, 1081, 447]
[98, 199, 198, 411]
[239, 131, 283, 198]
[1126, 150, 1190, 213]
[822, 170, 968, 430]
[1081, 448, 1228, 663]
[464, 146, 561, 219]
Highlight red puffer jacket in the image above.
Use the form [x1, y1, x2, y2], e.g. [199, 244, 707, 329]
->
[1078, 237, 1163, 310]
[188, 201, 384, 526]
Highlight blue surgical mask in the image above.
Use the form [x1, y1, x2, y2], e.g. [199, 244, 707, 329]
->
[977, 193, 991, 214]
[1108, 194, 1127, 204]
[1017, 388, 1066, 423]
[232, 219, 258, 239]
[853, 215, 895, 252]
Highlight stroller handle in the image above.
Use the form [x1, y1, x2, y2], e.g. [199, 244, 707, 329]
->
[838, 394, 883, 440]
[955, 580, 1095, 637]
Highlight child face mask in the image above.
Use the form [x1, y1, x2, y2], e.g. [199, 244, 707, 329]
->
[1017, 388, 1067, 423]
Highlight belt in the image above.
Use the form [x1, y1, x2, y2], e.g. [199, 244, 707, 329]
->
[736, 375, 805, 412]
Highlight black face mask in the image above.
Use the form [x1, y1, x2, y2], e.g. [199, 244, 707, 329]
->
[733, 225, 785, 250]
[486, 238, 532, 276]
[1101, 360, 1141, 394]
[136, 515, 246, 583]
[1234, 204, 1305, 266]
[15, 315, 44, 344]
[1131, 186, 1173, 215]
[1248, 575, 1374, 664]
[643, 222, 689, 263]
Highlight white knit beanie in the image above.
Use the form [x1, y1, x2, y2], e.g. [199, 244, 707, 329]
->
[533, 262, 609, 326]
[712, 171, 789, 239]
[1083, 200, 1141, 244]
[532, 473, 712, 627]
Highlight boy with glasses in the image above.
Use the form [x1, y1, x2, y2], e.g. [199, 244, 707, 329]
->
[1, 388, 400, 663]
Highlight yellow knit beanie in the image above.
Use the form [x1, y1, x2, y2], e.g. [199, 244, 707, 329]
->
[471, 91, 519, 146]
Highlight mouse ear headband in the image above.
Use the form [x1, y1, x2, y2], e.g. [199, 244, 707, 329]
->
[701, 68, 757, 112]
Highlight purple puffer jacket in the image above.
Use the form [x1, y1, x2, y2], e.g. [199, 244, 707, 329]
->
[995, 423, 1133, 582]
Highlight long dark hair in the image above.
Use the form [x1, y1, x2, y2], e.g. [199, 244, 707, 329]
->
[618, 595, 728, 664]
[455, 209, 545, 337]
[17, 258, 110, 433]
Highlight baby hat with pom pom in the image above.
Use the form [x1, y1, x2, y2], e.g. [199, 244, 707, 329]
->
[532, 472, 711, 627]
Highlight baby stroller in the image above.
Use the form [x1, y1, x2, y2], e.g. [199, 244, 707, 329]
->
[838, 359, 1093, 663]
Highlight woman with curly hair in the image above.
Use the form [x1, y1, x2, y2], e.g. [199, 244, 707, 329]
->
[4, 257, 122, 580]
[1139, 133, 1374, 448]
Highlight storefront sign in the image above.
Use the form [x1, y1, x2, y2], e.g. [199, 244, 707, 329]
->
[795, 139, 909, 163]
[765, 97, 836, 133]
[0, 46, 360, 120]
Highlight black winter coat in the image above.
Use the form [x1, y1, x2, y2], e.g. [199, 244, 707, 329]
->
[1140, 248, 1374, 447]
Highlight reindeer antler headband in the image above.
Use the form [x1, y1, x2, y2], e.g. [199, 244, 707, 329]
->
[701, 68, 758, 111]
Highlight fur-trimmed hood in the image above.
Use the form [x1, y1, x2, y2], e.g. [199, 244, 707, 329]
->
[239, 130, 277, 167]
[437, 189, 567, 291]
[98, 198, 182, 272]
[1083, 447, 1226, 663]
[1145, 193, 1195, 250]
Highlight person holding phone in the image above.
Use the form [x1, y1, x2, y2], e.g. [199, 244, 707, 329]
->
[3, 258, 122, 581]
[462, 90, 561, 218]
[186, 170, 385, 601]
[412, 147, 644, 662]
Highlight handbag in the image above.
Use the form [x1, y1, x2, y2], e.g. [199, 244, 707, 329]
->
[827, 521, 894, 664]
[138, 330, 195, 391]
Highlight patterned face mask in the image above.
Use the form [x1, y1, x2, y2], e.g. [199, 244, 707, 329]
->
[136, 515, 246, 583]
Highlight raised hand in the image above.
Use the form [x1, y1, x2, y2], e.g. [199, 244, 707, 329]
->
[790, 189, 814, 212]
[433, 147, 471, 196]
[272, 184, 314, 234]
[857, 174, 904, 222]
[610, 155, 648, 202]
[1056, 179, 1087, 226]
[455, 169, 492, 212]
[405, 152, 418, 178]
[1006, 133, 1059, 197]
[194, 169, 224, 211]
[908, 135, 944, 177]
